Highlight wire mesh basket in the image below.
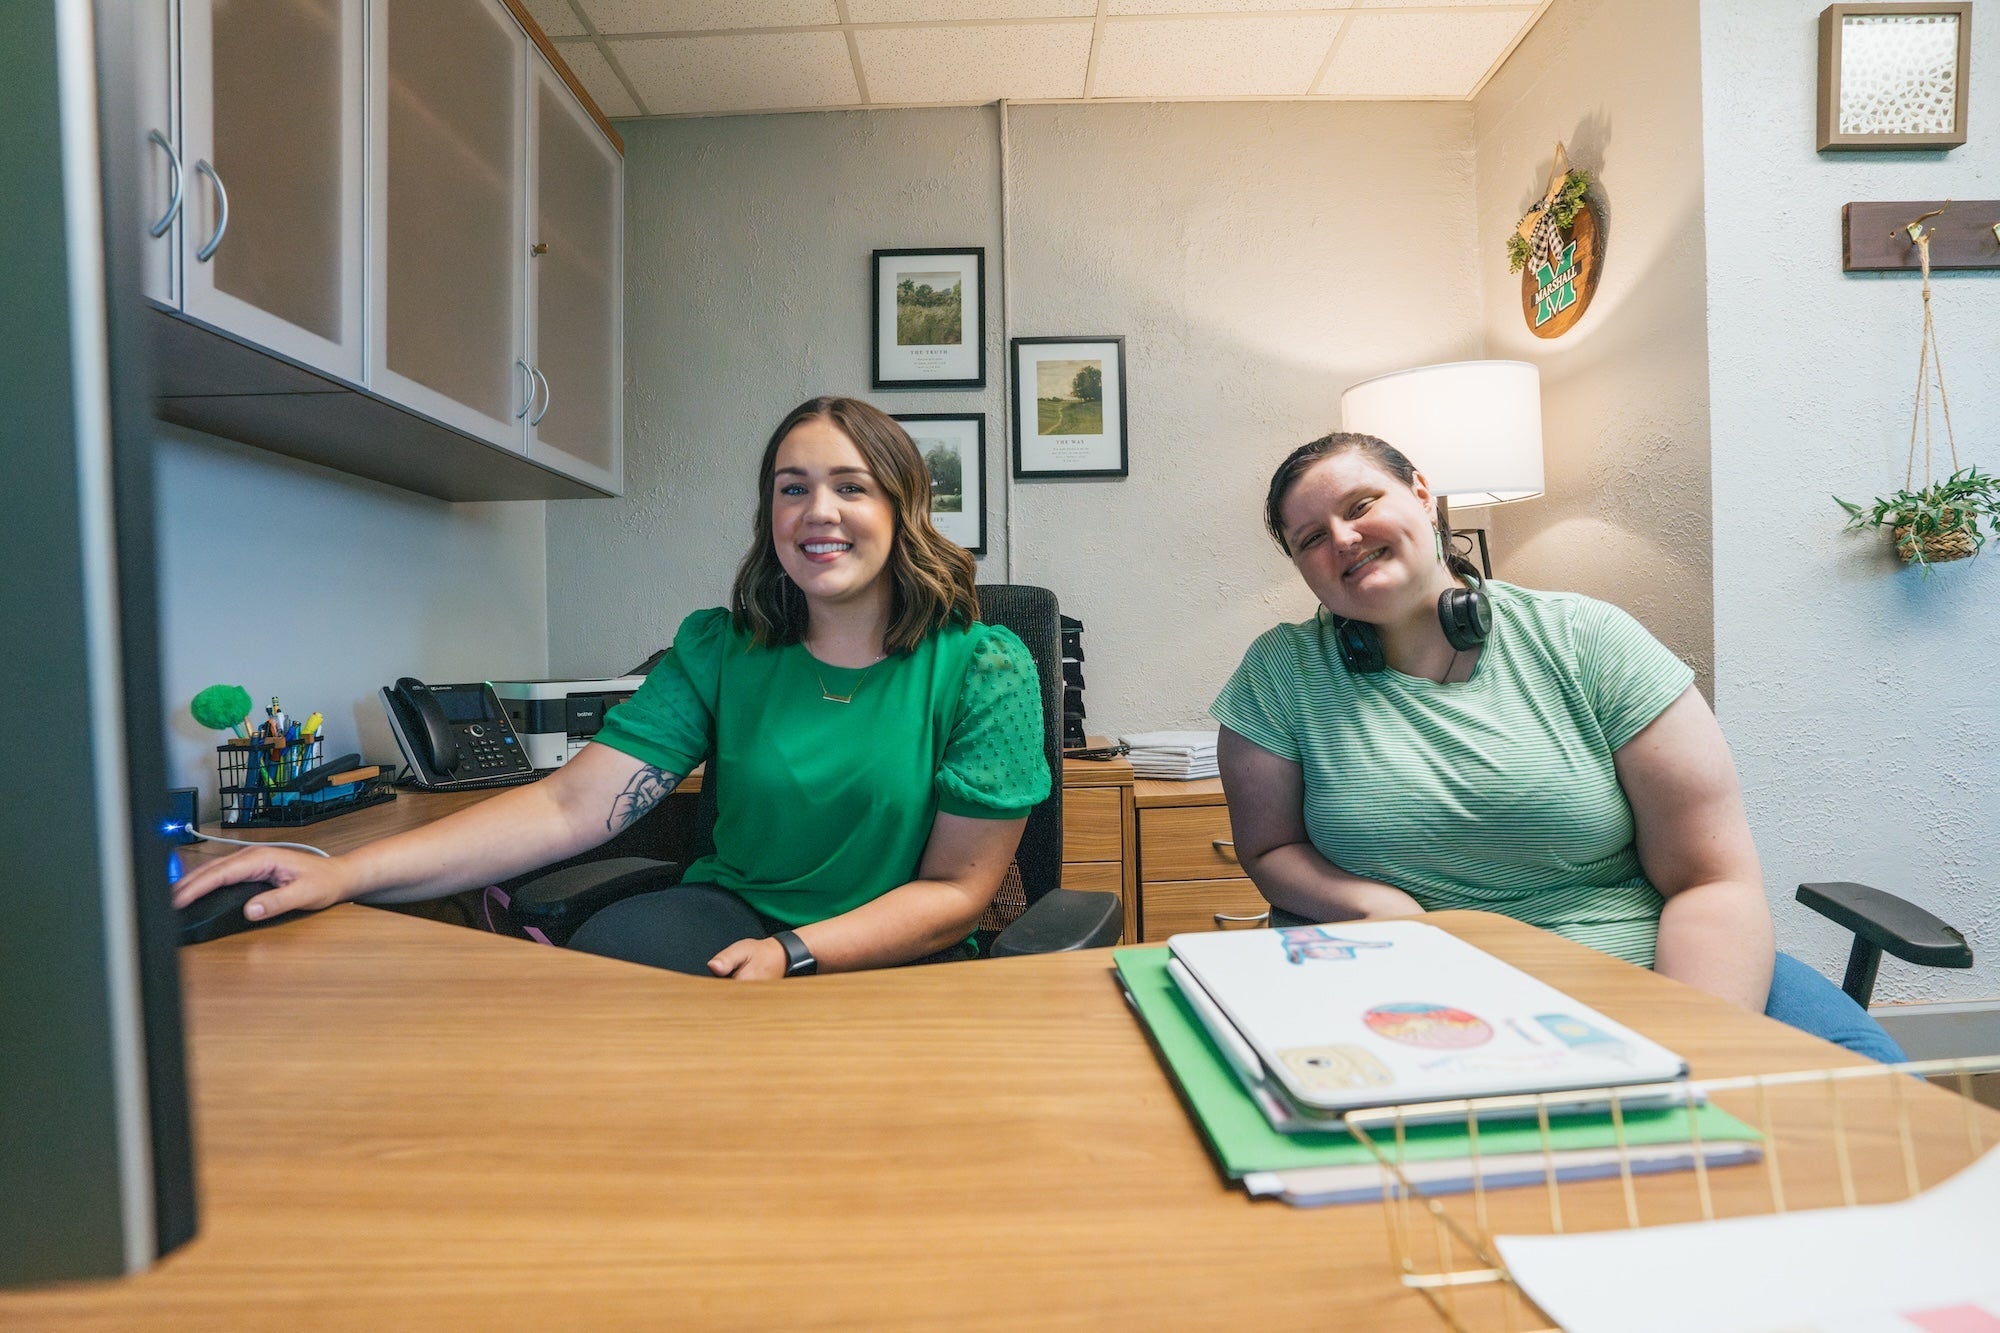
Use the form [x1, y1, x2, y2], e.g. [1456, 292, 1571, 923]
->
[215, 736, 393, 827]
[1352, 1054, 2000, 1332]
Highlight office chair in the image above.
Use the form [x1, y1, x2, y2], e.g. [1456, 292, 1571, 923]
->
[1268, 884, 1971, 1009]
[495, 584, 1123, 961]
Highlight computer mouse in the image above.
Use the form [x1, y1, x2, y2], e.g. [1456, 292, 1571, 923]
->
[176, 880, 306, 945]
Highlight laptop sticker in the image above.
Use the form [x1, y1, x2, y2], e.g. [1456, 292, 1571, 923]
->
[1279, 927, 1396, 965]
[1276, 1044, 1395, 1092]
[1364, 1003, 1494, 1049]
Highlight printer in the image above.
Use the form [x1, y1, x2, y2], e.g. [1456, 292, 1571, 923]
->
[490, 675, 647, 771]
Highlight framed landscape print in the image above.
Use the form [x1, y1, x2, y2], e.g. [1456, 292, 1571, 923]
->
[894, 413, 986, 555]
[1010, 336, 1127, 479]
[873, 249, 985, 389]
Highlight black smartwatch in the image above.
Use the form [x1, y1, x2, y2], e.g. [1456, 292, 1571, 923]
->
[772, 929, 817, 977]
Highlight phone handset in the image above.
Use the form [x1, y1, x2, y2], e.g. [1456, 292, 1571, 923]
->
[392, 677, 458, 775]
[379, 677, 535, 791]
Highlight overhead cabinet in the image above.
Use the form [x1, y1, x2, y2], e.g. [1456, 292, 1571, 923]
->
[141, 0, 624, 502]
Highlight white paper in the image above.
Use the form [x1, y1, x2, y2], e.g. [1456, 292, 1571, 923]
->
[1497, 1145, 2000, 1333]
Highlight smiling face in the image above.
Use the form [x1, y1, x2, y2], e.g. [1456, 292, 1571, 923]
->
[770, 415, 896, 617]
[1278, 450, 1451, 625]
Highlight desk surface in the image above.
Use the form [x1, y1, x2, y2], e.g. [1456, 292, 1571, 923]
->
[5, 909, 1990, 1329]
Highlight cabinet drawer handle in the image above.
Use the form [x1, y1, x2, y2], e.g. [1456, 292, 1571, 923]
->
[193, 159, 228, 262]
[147, 129, 182, 239]
[529, 366, 551, 427]
[515, 359, 536, 420]
[1212, 838, 1237, 859]
[1214, 909, 1270, 930]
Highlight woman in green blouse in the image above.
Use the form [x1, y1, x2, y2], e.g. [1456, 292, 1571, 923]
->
[173, 397, 1049, 980]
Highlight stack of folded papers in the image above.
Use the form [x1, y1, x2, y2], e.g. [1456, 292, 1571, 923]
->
[1119, 729, 1220, 780]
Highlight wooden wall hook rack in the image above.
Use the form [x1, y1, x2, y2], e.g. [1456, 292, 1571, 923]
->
[1844, 200, 2000, 272]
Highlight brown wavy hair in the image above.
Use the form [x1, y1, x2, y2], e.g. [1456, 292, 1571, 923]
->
[730, 396, 979, 654]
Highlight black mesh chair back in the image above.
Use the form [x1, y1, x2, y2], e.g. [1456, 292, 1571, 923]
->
[971, 584, 1064, 902]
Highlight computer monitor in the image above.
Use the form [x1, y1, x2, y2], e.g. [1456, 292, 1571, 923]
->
[0, 0, 199, 1283]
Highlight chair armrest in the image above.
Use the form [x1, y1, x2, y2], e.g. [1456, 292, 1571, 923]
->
[508, 856, 683, 944]
[988, 888, 1122, 957]
[1796, 882, 1973, 969]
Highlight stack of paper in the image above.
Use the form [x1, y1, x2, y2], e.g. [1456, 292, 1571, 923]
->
[1112, 926, 1764, 1207]
[1119, 729, 1219, 780]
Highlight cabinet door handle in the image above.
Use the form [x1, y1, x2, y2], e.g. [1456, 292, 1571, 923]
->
[529, 366, 551, 427]
[193, 159, 228, 262]
[1214, 909, 1270, 929]
[147, 129, 183, 239]
[515, 358, 536, 420]
[1212, 839, 1237, 857]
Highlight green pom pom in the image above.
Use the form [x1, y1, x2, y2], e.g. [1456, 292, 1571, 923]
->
[191, 683, 253, 733]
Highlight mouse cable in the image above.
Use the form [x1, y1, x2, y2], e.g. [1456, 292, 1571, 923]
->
[166, 821, 332, 859]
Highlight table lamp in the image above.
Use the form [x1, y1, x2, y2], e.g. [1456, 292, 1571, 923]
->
[1339, 361, 1545, 568]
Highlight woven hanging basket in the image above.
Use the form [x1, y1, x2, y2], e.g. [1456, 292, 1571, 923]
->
[1892, 515, 1978, 565]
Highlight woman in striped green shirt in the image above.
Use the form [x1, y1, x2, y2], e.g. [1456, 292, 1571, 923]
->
[1213, 432, 1901, 1059]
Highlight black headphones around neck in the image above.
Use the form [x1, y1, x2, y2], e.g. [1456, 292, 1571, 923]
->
[1328, 570, 1492, 675]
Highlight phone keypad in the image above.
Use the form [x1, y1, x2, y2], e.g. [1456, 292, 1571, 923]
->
[460, 724, 526, 772]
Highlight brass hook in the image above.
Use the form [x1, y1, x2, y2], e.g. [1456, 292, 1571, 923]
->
[1895, 201, 1951, 244]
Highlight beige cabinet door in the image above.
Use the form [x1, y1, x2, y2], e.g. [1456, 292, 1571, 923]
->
[368, 0, 529, 452]
[524, 55, 622, 493]
[179, 0, 365, 381]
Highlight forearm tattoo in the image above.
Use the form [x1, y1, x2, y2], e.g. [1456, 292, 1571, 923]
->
[606, 766, 671, 833]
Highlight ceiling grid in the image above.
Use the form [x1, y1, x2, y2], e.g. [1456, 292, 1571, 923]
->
[520, 0, 1550, 117]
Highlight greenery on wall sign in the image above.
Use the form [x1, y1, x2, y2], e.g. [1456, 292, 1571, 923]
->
[1507, 170, 1593, 275]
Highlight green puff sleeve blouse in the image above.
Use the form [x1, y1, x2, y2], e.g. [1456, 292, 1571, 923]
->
[592, 608, 1051, 927]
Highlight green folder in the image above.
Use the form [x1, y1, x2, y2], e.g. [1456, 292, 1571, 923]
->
[1113, 946, 1761, 1190]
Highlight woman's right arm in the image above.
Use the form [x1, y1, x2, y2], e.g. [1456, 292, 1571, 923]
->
[1217, 725, 1422, 922]
[169, 742, 680, 922]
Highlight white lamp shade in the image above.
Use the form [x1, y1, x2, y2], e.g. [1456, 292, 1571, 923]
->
[1338, 360, 1544, 508]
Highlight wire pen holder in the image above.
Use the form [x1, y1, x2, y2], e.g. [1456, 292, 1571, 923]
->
[1352, 1054, 2000, 1332]
[215, 736, 393, 828]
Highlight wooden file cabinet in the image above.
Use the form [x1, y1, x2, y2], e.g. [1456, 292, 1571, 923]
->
[1135, 779, 1269, 942]
[1061, 750, 1139, 945]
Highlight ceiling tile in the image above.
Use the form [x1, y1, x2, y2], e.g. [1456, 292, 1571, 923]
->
[1092, 15, 1345, 99]
[1315, 9, 1526, 96]
[554, 40, 644, 116]
[849, 0, 1093, 20]
[1107, 0, 1340, 14]
[579, 0, 841, 35]
[521, 0, 588, 37]
[857, 24, 1090, 102]
[611, 32, 860, 112]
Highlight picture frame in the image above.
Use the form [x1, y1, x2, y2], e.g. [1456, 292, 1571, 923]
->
[1817, 3, 1972, 151]
[894, 413, 987, 555]
[1009, 336, 1128, 480]
[872, 249, 985, 389]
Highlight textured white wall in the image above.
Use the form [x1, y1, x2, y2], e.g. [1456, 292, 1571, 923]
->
[155, 427, 549, 815]
[1473, 0, 1714, 694]
[548, 102, 1481, 736]
[1702, 1, 1999, 1001]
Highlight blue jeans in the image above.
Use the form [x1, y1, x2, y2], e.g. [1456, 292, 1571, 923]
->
[1764, 952, 1907, 1063]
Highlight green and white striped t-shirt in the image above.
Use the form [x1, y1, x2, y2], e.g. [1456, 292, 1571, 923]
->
[1210, 582, 1695, 967]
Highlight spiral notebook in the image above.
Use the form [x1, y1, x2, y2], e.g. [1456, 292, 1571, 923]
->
[1167, 920, 1688, 1118]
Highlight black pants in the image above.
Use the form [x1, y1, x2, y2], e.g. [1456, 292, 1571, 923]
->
[567, 882, 975, 976]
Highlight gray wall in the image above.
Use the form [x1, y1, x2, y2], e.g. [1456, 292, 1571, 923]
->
[155, 427, 548, 814]
[1473, 0, 1714, 695]
[549, 101, 1482, 736]
[1702, 1, 1999, 1001]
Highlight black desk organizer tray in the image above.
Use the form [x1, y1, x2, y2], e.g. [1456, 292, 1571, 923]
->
[216, 736, 395, 828]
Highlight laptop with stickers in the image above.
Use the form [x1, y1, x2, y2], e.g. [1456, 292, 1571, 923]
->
[1167, 920, 1688, 1119]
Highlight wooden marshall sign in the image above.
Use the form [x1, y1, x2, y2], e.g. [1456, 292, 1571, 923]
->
[1508, 144, 1604, 339]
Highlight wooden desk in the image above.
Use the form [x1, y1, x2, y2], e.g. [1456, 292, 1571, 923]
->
[5, 909, 1989, 1328]
[200, 748, 1141, 940]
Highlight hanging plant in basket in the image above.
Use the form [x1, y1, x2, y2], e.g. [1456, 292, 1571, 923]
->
[1834, 215, 1999, 575]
